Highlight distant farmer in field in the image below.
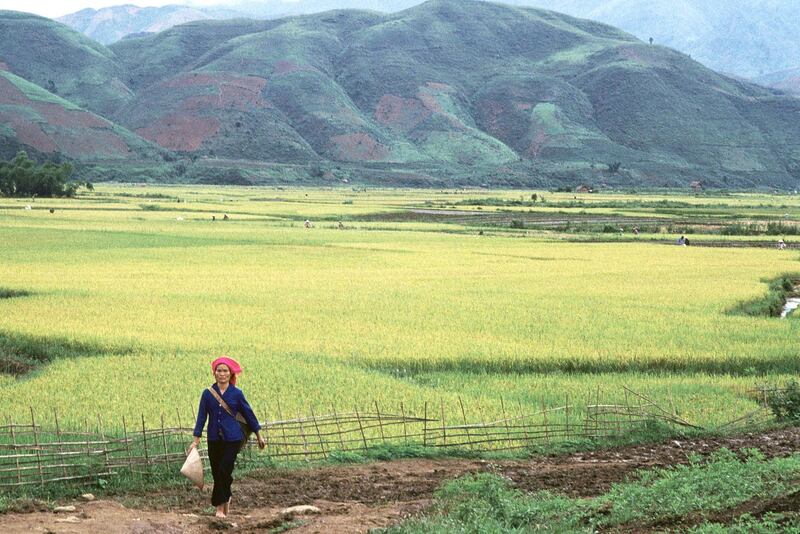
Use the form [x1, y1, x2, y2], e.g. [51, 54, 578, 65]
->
[190, 357, 265, 518]
[778, 239, 787, 250]
[304, 219, 312, 228]
[338, 221, 344, 230]
[223, 213, 229, 220]
[677, 235, 686, 246]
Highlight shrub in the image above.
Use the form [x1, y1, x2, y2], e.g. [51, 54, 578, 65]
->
[765, 380, 800, 422]
[730, 275, 797, 317]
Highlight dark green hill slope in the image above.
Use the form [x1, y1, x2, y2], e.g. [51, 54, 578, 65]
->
[101, 0, 800, 187]
[0, 11, 132, 119]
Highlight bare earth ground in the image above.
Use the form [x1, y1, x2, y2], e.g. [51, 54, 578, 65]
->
[5, 427, 800, 533]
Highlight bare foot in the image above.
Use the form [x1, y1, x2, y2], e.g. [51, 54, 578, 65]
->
[215, 505, 226, 518]
[223, 500, 230, 515]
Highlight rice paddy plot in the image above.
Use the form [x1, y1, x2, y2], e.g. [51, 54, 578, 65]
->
[0, 185, 798, 431]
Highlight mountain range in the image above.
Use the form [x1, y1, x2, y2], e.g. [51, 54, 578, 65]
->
[56, 0, 800, 94]
[1, 1, 799, 188]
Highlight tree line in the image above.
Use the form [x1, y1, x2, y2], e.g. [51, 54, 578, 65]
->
[0, 151, 91, 198]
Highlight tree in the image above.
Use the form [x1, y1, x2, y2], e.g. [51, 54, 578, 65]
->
[0, 151, 80, 198]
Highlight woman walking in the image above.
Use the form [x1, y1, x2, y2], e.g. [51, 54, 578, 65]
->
[190, 356, 265, 518]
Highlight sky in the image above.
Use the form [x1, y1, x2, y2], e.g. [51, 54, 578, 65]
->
[0, 0, 259, 18]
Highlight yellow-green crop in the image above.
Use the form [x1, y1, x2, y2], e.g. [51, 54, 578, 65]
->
[0, 186, 798, 431]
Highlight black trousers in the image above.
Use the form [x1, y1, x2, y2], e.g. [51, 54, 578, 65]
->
[207, 440, 240, 506]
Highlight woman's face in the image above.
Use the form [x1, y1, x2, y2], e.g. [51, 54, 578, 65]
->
[214, 364, 231, 384]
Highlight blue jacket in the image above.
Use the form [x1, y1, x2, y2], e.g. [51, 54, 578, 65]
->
[193, 384, 262, 442]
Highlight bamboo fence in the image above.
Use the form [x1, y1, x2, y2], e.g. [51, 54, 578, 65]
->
[0, 387, 762, 489]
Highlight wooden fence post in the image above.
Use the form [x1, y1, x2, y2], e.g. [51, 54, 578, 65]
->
[98, 414, 110, 473]
[277, 399, 289, 458]
[440, 400, 447, 447]
[565, 394, 570, 440]
[594, 386, 601, 438]
[122, 416, 134, 477]
[297, 411, 310, 458]
[542, 397, 550, 444]
[141, 415, 150, 473]
[476, 401, 489, 450]
[331, 405, 345, 451]
[458, 397, 473, 450]
[624, 389, 632, 430]
[309, 406, 327, 459]
[423, 402, 428, 447]
[9, 416, 21, 484]
[500, 396, 511, 448]
[55, 409, 67, 478]
[517, 400, 530, 443]
[160, 414, 170, 468]
[31, 408, 44, 485]
[374, 401, 386, 444]
[354, 406, 368, 451]
[400, 402, 408, 445]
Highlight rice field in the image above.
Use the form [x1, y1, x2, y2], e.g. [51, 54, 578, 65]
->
[0, 185, 798, 431]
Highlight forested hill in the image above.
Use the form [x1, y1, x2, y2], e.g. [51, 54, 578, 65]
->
[2, 1, 800, 188]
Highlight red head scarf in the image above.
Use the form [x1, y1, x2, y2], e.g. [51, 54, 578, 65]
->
[211, 356, 242, 386]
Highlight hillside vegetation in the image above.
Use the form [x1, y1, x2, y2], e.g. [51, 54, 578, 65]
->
[2, 1, 800, 188]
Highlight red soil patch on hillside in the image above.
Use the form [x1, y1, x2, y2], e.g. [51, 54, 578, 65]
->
[162, 73, 268, 111]
[0, 77, 130, 157]
[137, 114, 221, 151]
[51, 129, 130, 157]
[329, 132, 389, 161]
[0, 77, 33, 106]
[418, 83, 468, 130]
[528, 130, 547, 157]
[374, 94, 432, 132]
[139, 73, 268, 150]
[41, 103, 108, 128]
[417, 89, 444, 114]
[0, 115, 57, 152]
[479, 100, 505, 136]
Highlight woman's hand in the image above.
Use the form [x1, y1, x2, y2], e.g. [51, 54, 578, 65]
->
[257, 434, 266, 450]
[187, 437, 200, 454]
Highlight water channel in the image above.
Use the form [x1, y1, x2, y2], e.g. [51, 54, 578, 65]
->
[782, 297, 800, 318]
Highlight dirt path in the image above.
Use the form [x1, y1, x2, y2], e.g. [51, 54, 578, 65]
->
[5, 427, 800, 533]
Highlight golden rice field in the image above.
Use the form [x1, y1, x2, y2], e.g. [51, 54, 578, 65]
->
[0, 185, 798, 431]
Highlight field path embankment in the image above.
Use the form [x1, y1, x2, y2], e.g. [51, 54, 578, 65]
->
[4, 427, 800, 533]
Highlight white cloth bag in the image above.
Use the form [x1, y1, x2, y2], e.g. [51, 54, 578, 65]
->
[180, 447, 204, 489]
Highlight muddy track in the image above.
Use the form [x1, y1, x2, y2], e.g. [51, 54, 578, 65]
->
[4, 427, 800, 533]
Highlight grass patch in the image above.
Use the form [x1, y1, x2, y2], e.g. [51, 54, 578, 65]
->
[729, 275, 799, 317]
[383, 449, 800, 533]
[0, 288, 32, 299]
[689, 511, 800, 533]
[0, 331, 131, 376]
